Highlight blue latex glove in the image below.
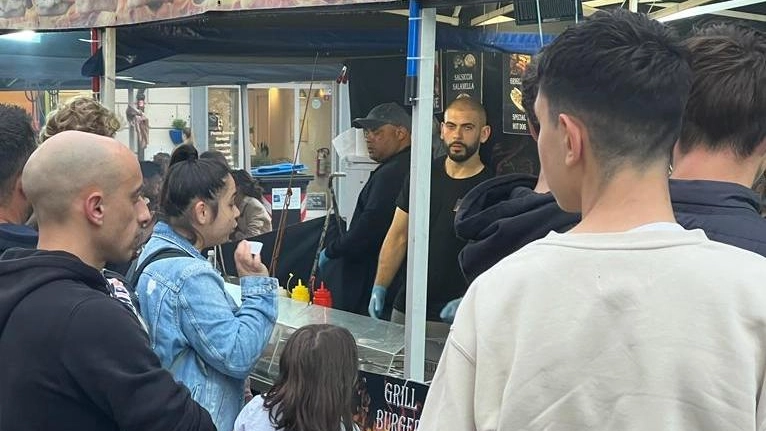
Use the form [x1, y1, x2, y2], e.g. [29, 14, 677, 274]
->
[318, 248, 330, 271]
[440, 297, 462, 323]
[368, 285, 387, 319]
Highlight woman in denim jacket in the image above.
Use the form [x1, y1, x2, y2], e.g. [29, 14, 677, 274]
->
[135, 145, 277, 431]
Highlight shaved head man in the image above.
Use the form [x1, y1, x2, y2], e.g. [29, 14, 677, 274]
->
[0, 131, 215, 431]
[23, 130, 148, 267]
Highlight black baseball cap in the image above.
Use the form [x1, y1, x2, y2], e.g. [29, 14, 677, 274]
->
[352, 103, 411, 132]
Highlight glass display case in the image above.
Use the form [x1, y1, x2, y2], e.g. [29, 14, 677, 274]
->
[250, 297, 411, 391]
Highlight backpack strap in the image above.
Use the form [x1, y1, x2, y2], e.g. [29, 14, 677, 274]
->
[126, 248, 192, 291]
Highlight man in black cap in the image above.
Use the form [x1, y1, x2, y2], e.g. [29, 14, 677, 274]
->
[320, 102, 412, 316]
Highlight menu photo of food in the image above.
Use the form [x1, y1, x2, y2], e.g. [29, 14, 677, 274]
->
[510, 86, 524, 112]
[509, 53, 531, 75]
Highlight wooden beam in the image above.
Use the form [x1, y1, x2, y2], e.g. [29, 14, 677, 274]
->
[584, 0, 661, 7]
[583, 5, 600, 16]
[712, 9, 766, 21]
[452, 5, 462, 18]
[648, 0, 715, 20]
[470, 4, 515, 26]
[583, 0, 623, 6]
[650, 2, 766, 22]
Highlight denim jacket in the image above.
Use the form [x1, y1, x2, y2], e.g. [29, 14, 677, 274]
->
[135, 222, 278, 431]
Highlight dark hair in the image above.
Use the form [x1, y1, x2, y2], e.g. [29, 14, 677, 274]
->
[139, 161, 162, 180]
[200, 150, 229, 168]
[537, 9, 692, 178]
[521, 54, 541, 134]
[231, 169, 264, 201]
[160, 144, 231, 244]
[677, 22, 766, 159]
[263, 324, 358, 431]
[445, 97, 487, 125]
[0, 104, 36, 203]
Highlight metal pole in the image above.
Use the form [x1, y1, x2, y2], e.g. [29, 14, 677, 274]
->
[90, 29, 100, 100]
[535, 0, 544, 45]
[240, 84, 251, 171]
[100, 27, 116, 113]
[629, 0, 638, 12]
[190, 87, 209, 152]
[404, 5, 435, 383]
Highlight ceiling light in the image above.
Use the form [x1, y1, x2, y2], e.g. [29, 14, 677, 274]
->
[0, 31, 40, 43]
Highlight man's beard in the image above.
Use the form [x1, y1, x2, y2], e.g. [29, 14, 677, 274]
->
[446, 141, 479, 162]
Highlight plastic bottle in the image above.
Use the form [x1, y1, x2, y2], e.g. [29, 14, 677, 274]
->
[291, 279, 310, 303]
[312, 282, 333, 307]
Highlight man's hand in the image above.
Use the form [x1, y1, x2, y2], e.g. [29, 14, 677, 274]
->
[368, 285, 387, 319]
[440, 297, 462, 323]
[234, 240, 269, 277]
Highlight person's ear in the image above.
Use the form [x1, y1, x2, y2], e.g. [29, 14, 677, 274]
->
[559, 114, 585, 168]
[84, 191, 106, 226]
[191, 199, 208, 225]
[480, 125, 491, 144]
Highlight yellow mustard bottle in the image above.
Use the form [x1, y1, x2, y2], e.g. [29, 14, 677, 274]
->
[291, 279, 310, 303]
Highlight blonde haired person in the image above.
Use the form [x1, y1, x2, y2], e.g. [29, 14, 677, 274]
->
[40, 96, 121, 142]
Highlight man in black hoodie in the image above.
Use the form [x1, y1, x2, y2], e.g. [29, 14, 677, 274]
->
[0, 104, 38, 254]
[454, 55, 579, 290]
[0, 131, 215, 431]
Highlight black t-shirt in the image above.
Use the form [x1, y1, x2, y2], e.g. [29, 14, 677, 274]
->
[393, 156, 493, 320]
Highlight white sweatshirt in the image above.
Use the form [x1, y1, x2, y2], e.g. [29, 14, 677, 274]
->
[419, 229, 766, 431]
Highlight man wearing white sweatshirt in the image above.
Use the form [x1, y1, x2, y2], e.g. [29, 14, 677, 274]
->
[419, 9, 766, 431]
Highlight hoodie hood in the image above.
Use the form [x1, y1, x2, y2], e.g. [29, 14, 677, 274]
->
[455, 173, 580, 283]
[0, 248, 108, 333]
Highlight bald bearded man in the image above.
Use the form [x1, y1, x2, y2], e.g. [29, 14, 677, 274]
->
[0, 131, 215, 431]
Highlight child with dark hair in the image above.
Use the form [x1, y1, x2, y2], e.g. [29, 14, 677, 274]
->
[134, 144, 278, 431]
[234, 324, 361, 431]
[231, 169, 272, 240]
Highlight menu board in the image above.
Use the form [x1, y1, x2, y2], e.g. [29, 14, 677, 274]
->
[502, 53, 533, 135]
[442, 51, 483, 106]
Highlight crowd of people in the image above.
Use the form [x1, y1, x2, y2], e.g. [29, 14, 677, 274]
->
[0, 7, 764, 431]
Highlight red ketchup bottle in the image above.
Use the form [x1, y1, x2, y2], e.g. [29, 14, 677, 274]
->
[312, 282, 333, 308]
